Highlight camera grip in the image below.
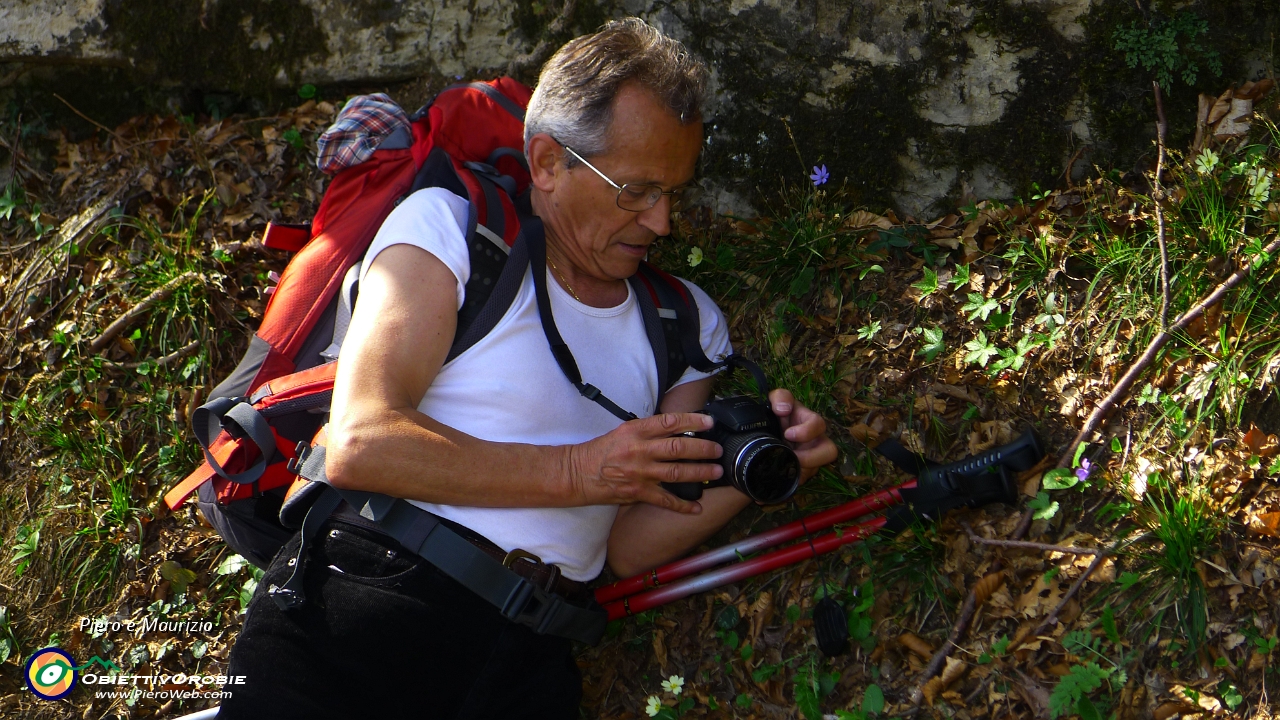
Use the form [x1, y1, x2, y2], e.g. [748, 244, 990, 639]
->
[661, 481, 705, 501]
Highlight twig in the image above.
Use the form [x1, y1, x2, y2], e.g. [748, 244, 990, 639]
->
[1034, 550, 1110, 636]
[1058, 234, 1280, 467]
[963, 523, 1100, 556]
[1062, 145, 1086, 184]
[115, 339, 202, 370]
[1152, 81, 1171, 329]
[88, 272, 201, 353]
[912, 578, 985, 704]
[907, 227, 1280, 700]
[52, 93, 124, 142]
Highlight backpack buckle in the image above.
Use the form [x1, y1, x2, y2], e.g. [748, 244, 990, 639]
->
[286, 441, 312, 475]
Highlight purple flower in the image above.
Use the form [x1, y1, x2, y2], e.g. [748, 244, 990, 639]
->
[809, 165, 830, 186]
[1075, 457, 1092, 483]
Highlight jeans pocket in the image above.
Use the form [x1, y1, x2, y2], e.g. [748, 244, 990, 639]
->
[314, 523, 425, 588]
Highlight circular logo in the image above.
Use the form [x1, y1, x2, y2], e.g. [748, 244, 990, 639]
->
[25, 647, 77, 701]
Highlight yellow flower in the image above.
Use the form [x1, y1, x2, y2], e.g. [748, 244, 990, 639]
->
[687, 247, 703, 267]
[645, 695, 663, 717]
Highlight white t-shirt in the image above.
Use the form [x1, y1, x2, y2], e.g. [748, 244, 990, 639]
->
[348, 188, 732, 580]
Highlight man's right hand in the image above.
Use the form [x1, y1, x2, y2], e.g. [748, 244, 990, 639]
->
[567, 412, 724, 514]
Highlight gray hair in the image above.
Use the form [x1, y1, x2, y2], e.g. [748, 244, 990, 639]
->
[523, 17, 709, 164]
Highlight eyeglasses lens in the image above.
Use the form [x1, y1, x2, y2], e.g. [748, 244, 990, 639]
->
[616, 184, 704, 212]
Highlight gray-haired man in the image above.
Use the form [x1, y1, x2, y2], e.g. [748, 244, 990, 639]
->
[219, 18, 836, 719]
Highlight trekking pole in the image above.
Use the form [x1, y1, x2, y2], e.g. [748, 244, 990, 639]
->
[601, 515, 889, 620]
[594, 482, 913, 605]
[597, 430, 1043, 619]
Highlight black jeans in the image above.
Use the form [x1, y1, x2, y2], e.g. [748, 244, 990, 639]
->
[217, 520, 582, 719]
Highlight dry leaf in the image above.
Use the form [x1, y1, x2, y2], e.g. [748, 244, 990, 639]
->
[652, 629, 667, 670]
[1249, 512, 1280, 537]
[922, 676, 945, 705]
[974, 571, 1006, 606]
[914, 394, 946, 414]
[845, 210, 893, 230]
[898, 632, 934, 659]
[1153, 702, 1196, 720]
[939, 656, 966, 686]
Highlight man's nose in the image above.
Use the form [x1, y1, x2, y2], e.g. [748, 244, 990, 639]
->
[635, 195, 672, 236]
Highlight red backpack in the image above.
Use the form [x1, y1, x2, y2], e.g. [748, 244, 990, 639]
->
[164, 79, 712, 567]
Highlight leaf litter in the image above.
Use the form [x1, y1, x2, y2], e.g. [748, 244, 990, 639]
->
[0, 85, 1279, 719]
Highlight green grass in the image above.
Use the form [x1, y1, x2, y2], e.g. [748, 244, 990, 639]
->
[1093, 467, 1222, 657]
[1, 193, 225, 612]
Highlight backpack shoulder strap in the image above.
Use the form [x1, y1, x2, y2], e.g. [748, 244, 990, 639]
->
[631, 261, 721, 410]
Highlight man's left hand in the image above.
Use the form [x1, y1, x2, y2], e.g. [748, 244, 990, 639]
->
[769, 389, 838, 482]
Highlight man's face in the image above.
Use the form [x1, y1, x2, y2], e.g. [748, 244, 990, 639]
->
[546, 83, 703, 282]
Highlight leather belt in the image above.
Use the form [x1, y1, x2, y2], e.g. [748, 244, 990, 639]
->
[330, 504, 588, 602]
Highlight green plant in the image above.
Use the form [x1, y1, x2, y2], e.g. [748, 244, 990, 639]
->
[911, 266, 938, 297]
[1112, 12, 1222, 90]
[1048, 662, 1116, 719]
[0, 605, 18, 663]
[1027, 491, 1060, 520]
[834, 684, 885, 719]
[915, 326, 945, 362]
[962, 293, 1001, 322]
[9, 523, 41, 578]
[793, 658, 839, 720]
[963, 331, 999, 367]
[1107, 468, 1221, 652]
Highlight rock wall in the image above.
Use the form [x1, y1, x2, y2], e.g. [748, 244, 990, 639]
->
[1, 0, 1275, 217]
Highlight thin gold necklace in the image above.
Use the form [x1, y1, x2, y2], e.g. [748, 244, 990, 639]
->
[545, 256, 582, 302]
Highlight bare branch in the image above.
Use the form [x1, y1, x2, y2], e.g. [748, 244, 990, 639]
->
[1058, 234, 1280, 467]
[963, 523, 1100, 556]
[1034, 550, 1110, 636]
[1153, 81, 1171, 329]
[88, 272, 201, 354]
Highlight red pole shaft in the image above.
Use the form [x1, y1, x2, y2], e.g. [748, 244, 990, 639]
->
[603, 516, 888, 621]
[595, 482, 911, 605]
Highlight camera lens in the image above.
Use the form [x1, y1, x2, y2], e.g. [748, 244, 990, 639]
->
[724, 433, 800, 504]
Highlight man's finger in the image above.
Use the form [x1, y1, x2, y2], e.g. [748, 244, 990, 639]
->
[640, 486, 703, 514]
[768, 388, 796, 417]
[654, 435, 723, 462]
[646, 411, 716, 437]
[783, 408, 827, 443]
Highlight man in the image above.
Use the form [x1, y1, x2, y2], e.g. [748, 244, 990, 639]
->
[218, 18, 836, 719]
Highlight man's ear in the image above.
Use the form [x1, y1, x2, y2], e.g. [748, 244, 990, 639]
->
[526, 133, 561, 193]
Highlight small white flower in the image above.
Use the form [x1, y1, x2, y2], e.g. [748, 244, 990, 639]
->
[662, 675, 685, 696]
[687, 247, 703, 268]
[645, 695, 663, 717]
[1194, 148, 1220, 175]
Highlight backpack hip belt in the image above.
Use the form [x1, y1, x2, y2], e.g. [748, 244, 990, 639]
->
[273, 444, 607, 646]
[327, 501, 588, 601]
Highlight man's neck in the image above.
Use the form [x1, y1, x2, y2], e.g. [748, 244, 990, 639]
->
[531, 191, 629, 309]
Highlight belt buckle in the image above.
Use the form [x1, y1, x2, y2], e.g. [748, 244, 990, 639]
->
[502, 548, 561, 594]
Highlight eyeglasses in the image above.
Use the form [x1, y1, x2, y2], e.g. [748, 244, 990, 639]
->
[561, 144, 703, 212]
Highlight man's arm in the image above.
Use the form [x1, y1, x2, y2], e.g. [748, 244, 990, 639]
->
[324, 244, 725, 513]
[606, 379, 838, 577]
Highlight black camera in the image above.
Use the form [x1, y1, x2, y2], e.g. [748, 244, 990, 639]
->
[662, 357, 801, 505]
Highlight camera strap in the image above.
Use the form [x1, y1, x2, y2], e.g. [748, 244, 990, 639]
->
[523, 217, 778, 423]
[524, 215, 643, 423]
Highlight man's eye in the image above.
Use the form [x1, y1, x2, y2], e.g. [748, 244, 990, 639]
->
[621, 186, 650, 200]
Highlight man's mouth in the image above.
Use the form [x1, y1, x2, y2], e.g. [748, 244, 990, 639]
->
[618, 242, 650, 256]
